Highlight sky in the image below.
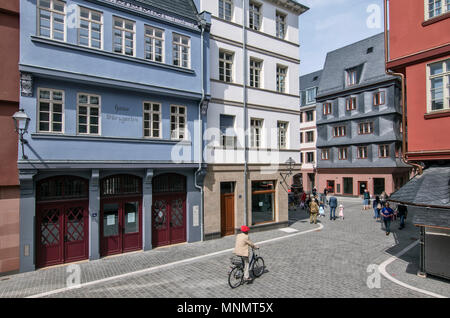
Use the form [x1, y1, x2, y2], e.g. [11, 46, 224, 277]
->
[298, 0, 384, 76]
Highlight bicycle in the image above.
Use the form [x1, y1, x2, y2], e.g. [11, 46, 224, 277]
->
[228, 247, 265, 288]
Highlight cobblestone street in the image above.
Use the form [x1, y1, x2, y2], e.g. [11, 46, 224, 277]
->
[0, 197, 448, 298]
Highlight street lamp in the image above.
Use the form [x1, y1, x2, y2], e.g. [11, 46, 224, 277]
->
[12, 108, 30, 160]
[280, 157, 297, 193]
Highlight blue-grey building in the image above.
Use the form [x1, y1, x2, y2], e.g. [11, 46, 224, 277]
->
[18, 0, 210, 272]
[315, 33, 410, 197]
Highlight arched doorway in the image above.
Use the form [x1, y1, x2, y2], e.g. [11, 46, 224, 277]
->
[100, 174, 142, 256]
[36, 176, 89, 268]
[152, 173, 187, 248]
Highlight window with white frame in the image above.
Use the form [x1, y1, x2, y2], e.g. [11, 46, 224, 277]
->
[219, 50, 234, 83]
[338, 147, 348, 160]
[333, 125, 346, 137]
[249, 2, 261, 31]
[113, 17, 135, 56]
[306, 131, 314, 143]
[144, 26, 164, 62]
[173, 34, 190, 68]
[218, 0, 233, 21]
[277, 121, 288, 149]
[250, 118, 263, 148]
[379, 144, 390, 158]
[170, 105, 186, 140]
[357, 146, 368, 159]
[37, 0, 65, 41]
[358, 122, 374, 135]
[276, 11, 286, 39]
[77, 93, 100, 135]
[276, 65, 287, 93]
[306, 87, 317, 103]
[220, 114, 236, 148]
[428, 59, 450, 112]
[79, 7, 102, 49]
[250, 58, 262, 88]
[426, 0, 450, 19]
[38, 88, 64, 133]
[143, 102, 161, 138]
[321, 149, 330, 160]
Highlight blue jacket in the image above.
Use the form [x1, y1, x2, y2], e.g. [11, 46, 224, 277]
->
[329, 196, 338, 208]
[381, 207, 394, 219]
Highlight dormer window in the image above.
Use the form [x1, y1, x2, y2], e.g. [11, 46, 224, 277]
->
[367, 47, 374, 54]
[347, 69, 358, 86]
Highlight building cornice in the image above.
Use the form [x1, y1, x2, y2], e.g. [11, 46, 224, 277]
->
[210, 98, 300, 115]
[211, 79, 300, 99]
[386, 43, 450, 71]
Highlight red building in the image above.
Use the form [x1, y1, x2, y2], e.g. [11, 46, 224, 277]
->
[0, 0, 20, 274]
[386, 0, 450, 280]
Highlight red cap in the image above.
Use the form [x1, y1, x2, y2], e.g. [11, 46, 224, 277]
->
[241, 225, 250, 233]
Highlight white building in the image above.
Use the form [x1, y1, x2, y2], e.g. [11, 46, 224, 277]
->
[195, 0, 308, 239]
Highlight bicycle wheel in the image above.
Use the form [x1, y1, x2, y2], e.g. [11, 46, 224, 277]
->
[252, 257, 265, 278]
[228, 266, 244, 288]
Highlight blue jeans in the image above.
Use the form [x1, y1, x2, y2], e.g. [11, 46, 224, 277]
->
[330, 207, 336, 219]
[374, 208, 380, 219]
[399, 215, 405, 228]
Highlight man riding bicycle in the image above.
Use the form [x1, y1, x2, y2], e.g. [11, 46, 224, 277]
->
[234, 225, 259, 282]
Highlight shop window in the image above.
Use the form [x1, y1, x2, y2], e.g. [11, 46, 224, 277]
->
[252, 181, 275, 225]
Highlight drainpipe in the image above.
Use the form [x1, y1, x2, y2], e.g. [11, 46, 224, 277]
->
[383, 0, 423, 176]
[194, 18, 206, 241]
[243, 0, 249, 226]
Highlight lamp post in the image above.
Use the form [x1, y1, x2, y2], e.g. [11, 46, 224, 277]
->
[12, 108, 30, 160]
[280, 157, 297, 192]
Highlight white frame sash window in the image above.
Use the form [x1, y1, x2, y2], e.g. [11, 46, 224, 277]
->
[276, 11, 286, 39]
[38, 88, 64, 133]
[173, 34, 190, 68]
[426, 0, 450, 19]
[113, 17, 135, 56]
[143, 102, 161, 138]
[250, 58, 262, 88]
[79, 7, 103, 49]
[37, 0, 66, 41]
[427, 59, 450, 112]
[250, 118, 263, 149]
[170, 105, 187, 140]
[276, 65, 287, 93]
[249, 1, 261, 31]
[77, 93, 100, 135]
[219, 50, 234, 83]
[218, 0, 233, 21]
[144, 26, 164, 63]
[277, 121, 288, 149]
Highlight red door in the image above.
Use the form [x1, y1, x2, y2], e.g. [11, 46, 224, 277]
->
[152, 194, 186, 248]
[36, 201, 89, 268]
[100, 197, 142, 256]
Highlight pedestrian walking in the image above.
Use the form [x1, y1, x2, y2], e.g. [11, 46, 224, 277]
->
[363, 189, 371, 210]
[319, 203, 325, 218]
[338, 204, 344, 220]
[328, 195, 338, 220]
[305, 194, 312, 215]
[380, 191, 388, 207]
[300, 192, 307, 210]
[397, 204, 408, 230]
[309, 197, 319, 224]
[373, 196, 382, 221]
[381, 202, 395, 235]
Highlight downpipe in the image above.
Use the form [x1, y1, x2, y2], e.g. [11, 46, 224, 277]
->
[383, 0, 423, 176]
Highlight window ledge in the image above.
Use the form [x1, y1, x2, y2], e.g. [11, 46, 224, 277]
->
[422, 11, 450, 27]
[424, 109, 450, 119]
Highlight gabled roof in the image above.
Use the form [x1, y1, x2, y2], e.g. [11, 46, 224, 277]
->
[135, 0, 199, 22]
[389, 165, 450, 209]
[317, 32, 396, 98]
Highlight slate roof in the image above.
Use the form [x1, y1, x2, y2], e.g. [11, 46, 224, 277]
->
[300, 70, 323, 91]
[317, 32, 396, 98]
[135, 0, 199, 22]
[411, 206, 450, 229]
[389, 165, 450, 208]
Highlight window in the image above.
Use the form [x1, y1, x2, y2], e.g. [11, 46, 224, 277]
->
[113, 17, 135, 56]
[427, 0, 450, 19]
[37, 0, 65, 41]
[300, 152, 304, 163]
[357, 146, 368, 159]
[306, 110, 314, 122]
[347, 68, 358, 86]
[173, 34, 190, 68]
[277, 121, 288, 149]
[346, 97, 357, 111]
[343, 177, 353, 194]
[170, 105, 186, 140]
[323, 103, 332, 115]
[321, 149, 330, 160]
[373, 91, 385, 106]
[306, 152, 315, 163]
[300, 132, 303, 143]
[300, 112, 303, 123]
[338, 147, 348, 160]
[276, 11, 286, 39]
[250, 118, 263, 148]
[306, 131, 314, 143]
[379, 144, 390, 158]
[252, 181, 275, 225]
[333, 126, 346, 137]
[38, 88, 64, 133]
[220, 114, 236, 148]
[77, 93, 100, 135]
[428, 59, 449, 112]
[250, 58, 262, 88]
[306, 87, 317, 103]
[218, 0, 233, 21]
[143, 102, 161, 138]
[249, 2, 261, 31]
[79, 7, 102, 49]
[219, 50, 234, 83]
[145, 26, 164, 62]
[276, 65, 287, 93]
[358, 122, 374, 135]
